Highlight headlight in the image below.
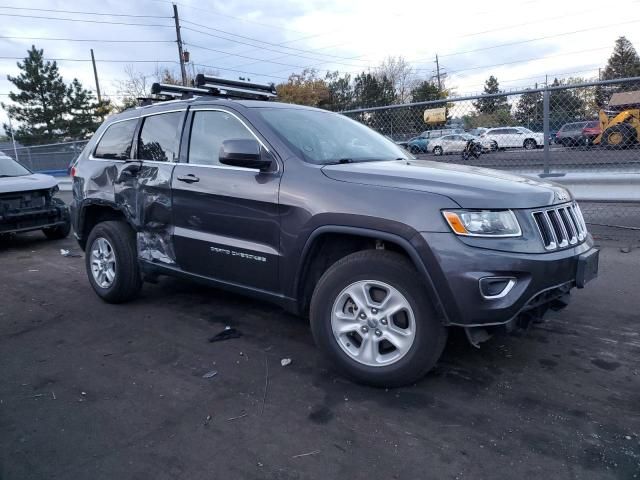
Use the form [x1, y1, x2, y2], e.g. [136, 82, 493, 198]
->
[442, 209, 521, 237]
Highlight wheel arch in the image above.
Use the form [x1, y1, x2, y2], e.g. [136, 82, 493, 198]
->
[294, 225, 448, 323]
[77, 201, 133, 250]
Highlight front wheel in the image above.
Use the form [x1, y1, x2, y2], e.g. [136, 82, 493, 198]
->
[85, 221, 142, 303]
[310, 250, 447, 387]
[43, 221, 71, 240]
[433, 146, 443, 156]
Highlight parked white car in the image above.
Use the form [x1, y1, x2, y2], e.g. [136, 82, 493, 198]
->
[481, 127, 544, 150]
[429, 133, 485, 155]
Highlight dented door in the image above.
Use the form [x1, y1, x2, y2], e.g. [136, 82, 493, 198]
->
[130, 109, 186, 265]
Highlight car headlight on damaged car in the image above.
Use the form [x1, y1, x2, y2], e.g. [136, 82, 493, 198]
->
[443, 209, 521, 237]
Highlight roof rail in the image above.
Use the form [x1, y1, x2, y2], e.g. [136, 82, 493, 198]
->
[148, 76, 277, 104]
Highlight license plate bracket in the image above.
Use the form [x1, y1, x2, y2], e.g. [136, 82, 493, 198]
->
[576, 249, 599, 288]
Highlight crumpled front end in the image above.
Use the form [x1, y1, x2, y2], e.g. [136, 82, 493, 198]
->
[0, 187, 70, 234]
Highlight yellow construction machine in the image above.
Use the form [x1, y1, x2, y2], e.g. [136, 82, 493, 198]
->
[593, 90, 640, 147]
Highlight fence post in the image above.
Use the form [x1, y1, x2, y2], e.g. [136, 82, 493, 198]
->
[542, 87, 550, 175]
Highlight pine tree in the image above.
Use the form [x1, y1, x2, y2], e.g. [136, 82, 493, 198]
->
[549, 78, 586, 129]
[2, 46, 69, 145]
[514, 89, 543, 128]
[324, 71, 353, 111]
[66, 79, 104, 139]
[352, 72, 396, 108]
[602, 36, 640, 80]
[473, 75, 510, 114]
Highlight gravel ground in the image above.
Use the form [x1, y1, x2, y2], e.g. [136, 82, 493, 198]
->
[0, 225, 639, 480]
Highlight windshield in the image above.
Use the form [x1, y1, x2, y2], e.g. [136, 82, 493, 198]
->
[0, 156, 31, 177]
[257, 108, 408, 164]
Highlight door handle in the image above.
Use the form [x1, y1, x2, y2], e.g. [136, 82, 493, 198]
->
[177, 174, 200, 184]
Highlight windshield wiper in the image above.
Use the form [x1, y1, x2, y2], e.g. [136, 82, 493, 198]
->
[0, 174, 18, 178]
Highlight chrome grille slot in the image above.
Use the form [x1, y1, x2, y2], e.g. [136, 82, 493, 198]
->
[532, 203, 586, 250]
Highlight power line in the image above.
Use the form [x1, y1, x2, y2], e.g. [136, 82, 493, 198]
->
[0, 12, 173, 27]
[0, 36, 173, 43]
[180, 19, 371, 64]
[186, 42, 316, 70]
[0, 5, 171, 18]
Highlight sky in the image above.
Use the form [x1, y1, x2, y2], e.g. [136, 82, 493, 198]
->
[1, 0, 639, 129]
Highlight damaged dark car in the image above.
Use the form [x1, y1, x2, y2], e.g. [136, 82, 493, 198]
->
[0, 153, 70, 239]
[70, 76, 599, 387]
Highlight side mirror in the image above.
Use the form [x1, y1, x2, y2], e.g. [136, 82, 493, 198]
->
[219, 139, 273, 171]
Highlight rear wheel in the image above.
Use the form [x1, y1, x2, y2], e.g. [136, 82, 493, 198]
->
[433, 146, 443, 156]
[85, 221, 142, 303]
[523, 139, 537, 150]
[409, 145, 419, 154]
[310, 250, 447, 387]
[602, 124, 636, 148]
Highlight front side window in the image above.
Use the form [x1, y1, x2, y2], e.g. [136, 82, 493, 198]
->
[188, 111, 255, 166]
[258, 108, 408, 165]
[138, 112, 183, 162]
[94, 119, 137, 160]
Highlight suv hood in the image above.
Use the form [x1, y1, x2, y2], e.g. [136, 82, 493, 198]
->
[321, 160, 569, 209]
[0, 173, 58, 194]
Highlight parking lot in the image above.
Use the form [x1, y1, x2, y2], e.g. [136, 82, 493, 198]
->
[1, 203, 639, 479]
[415, 145, 640, 172]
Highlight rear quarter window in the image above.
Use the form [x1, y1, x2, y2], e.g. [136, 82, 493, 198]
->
[94, 119, 137, 160]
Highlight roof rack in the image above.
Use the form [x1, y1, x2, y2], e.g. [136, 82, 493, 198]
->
[148, 75, 277, 103]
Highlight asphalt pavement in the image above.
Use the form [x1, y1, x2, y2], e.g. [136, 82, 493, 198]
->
[1, 225, 639, 479]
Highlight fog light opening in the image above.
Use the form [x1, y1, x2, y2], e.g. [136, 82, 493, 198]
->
[479, 277, 516, 299]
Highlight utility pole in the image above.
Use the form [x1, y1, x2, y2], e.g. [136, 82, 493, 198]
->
[173, 3, 187, 86]
[435, 54, 442, 92]
[90, 49, 102, 103]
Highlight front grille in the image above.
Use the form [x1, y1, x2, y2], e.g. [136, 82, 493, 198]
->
[531, 203, 587, 250]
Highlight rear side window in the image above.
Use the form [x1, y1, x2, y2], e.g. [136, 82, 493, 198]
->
[138, 112, 184, 162]
[94, 119, 137, 160]
[188, 111, 254, 166]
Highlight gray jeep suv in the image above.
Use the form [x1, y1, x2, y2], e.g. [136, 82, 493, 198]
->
[70, 76, 599, 387]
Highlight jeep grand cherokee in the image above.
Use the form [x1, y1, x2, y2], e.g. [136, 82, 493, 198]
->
[70, 76, 598, 387]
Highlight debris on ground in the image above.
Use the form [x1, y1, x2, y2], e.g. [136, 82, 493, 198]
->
[202, 370, 218, 379]
[620, 246, 631, 253]
[60, 249, 81, 257]
[208, 326, 242, 343]
[227, 412, 248, 421]
[292, 450, 320, 459]
[280, 358, 292, 367]
[204, 415, 212, 426]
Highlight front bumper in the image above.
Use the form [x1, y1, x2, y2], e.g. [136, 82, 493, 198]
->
[0, 197, 70, 234]
[413, 232, 597, 327]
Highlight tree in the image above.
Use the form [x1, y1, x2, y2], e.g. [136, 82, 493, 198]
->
[473, 75, 509, 114]
[352, 72, 396, 108]
[514, 88, 543, 128]
[324, 71, 353, 111]
[376, 56, 416, 104]
[549, 78, 586, 129]
[2, 46, 69, 145]
[601, 36, 640, 80]
[66, 79, 111, 139]
[275, 69, 329, 107]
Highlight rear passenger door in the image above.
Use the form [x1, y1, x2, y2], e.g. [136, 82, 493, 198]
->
[133, 109, 186, 265]
[170, 107, 281, 292]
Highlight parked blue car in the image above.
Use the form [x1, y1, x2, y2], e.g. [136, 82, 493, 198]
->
[405, 136, 430, 154]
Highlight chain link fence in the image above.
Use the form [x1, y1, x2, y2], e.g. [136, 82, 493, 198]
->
[343, 76, 640, 243]
[0, 140, 88, 175]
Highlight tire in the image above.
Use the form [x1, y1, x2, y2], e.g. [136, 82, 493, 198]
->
[602, 124, 636, 148]
[309, 250, 448, 387]
[490, 141, 498, 152]
[433, 146, 443, 156]
[523, 139, 537, 150]
[85, 221, 142, 304]
[43, 221, 71, 240]
[409, 145, 419, 154]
